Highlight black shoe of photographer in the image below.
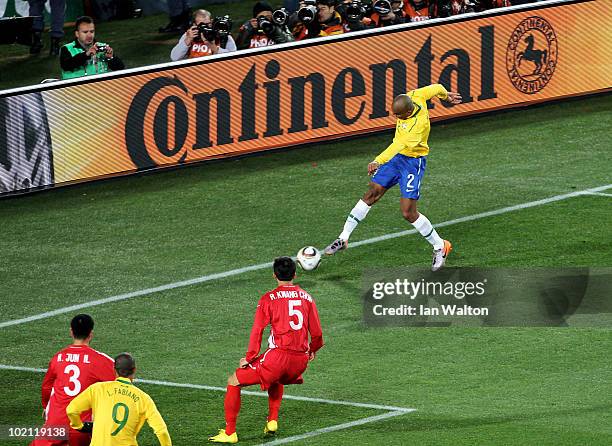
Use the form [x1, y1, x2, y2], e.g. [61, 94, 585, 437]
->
[159, 16, 184, 33]
[30, 32, 43, 55]
[49, 38, 61, 57]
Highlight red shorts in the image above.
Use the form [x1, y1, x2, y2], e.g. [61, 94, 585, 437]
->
[29, 427, 90, 446]
[236, 349, 309, 390]
[30, 406, 91, 446]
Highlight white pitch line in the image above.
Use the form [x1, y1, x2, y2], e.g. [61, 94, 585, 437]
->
[578, 191, 612, 198]
[1, 183, 611, 330]
[0, 364, 414, 413]
[253, 411, 410, 446]
[0, 262, 272, 329]
[350, 183, 612, 248]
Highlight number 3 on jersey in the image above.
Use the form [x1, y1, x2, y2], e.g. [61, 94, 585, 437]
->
[288, 300, 303, 330]
[63, 364, 81, 396]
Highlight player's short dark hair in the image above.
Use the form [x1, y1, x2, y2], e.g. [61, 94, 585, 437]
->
[71, 314, 94, 339]
[273, 256, 296, 281]
[114, 353, 136, 378]
[75, 16, 94, 30]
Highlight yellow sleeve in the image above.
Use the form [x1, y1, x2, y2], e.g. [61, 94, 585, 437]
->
[145, 396, 172, 446]
[411, 84, 448, 101]
[66, 386, 93, 430]
[374, 140, 404, 165]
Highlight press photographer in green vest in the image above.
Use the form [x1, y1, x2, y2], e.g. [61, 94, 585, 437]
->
[60, 16, 125, 80]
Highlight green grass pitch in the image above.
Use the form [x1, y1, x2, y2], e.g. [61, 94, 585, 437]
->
[0, 94, 611, 445]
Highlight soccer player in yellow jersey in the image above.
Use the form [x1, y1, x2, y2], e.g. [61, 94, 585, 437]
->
[66, 353, 172, 446]
[324, 84, 462, 271]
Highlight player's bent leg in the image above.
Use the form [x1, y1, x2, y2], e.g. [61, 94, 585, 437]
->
[325, 183, 388, 255]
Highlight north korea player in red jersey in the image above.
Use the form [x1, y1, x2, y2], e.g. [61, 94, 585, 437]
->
[209, 257, 324, 443]
[30, 314, 115, 446]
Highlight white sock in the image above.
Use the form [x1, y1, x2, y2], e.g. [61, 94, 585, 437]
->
[411, 214, 444, 250]
[339, 200, 371, 241]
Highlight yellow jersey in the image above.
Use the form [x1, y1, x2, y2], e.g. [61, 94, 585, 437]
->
[66, 378, 171, 446]
[374, 84, 449, 164]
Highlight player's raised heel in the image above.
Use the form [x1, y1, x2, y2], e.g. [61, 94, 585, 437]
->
[432, 240, 452, 271]
[208, 429, 238, 443]
[324, 238, 348, 256]
[264, 419, 278, 435]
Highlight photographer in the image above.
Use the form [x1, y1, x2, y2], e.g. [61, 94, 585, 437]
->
[337, 0, 372, 32]
[236, 1, 294, 50]
[59, 16, 124, 80]
[403, 0, 434, 21]
[369, 0, 406, 27]
[294, 0, 344, 40]
[171, 9, 236, 61]
[431, 0, 480, 17]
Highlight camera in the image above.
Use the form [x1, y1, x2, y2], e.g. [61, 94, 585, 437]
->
[344, 0, 366, 21]
[373, 0, 392, 15]
[213, 15, 232, 37]
[95, 43, 108, 53]
[298, 0, 318, 24]
[196, 22, 217, 42]
[272, 8, 289, 26]
[256, 15, 275, 35]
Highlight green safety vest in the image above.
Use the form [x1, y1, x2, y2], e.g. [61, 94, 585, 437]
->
[61, 41, 111, 80]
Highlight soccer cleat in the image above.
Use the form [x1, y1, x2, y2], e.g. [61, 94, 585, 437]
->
[324, 238, 348, 256]
[264, 419, 278, 435]
[432, 240, 452, 271]
[208, 429, 238, 443]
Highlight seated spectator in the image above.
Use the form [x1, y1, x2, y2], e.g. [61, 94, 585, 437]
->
[59, 16, 124, 80]
[171, 9, 237, 61]
[236, 1, 294, 50]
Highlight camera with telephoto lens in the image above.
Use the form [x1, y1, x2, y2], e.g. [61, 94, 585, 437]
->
[213, 15, 232, 38]
[298, 0, 318, 24]
[345, 0, 366, 21]
[196, 22, 217, 42]
[272, 8, 289, 26]
[256, 15, 274, 35]
[373, 0, 392, 15]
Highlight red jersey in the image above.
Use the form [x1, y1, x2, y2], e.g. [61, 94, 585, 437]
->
[245, 284, 323, 363]
[41, 344, 115, 423]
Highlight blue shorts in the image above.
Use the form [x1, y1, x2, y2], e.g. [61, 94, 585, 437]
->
[372, 154, 427, 199]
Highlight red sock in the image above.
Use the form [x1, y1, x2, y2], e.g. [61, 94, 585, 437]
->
[267, 383, 283, 421]
[224, 385, 241, 435]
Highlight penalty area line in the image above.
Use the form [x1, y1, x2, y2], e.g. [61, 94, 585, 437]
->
[1, 183, 611, 330]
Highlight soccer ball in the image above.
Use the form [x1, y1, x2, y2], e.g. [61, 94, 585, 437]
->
[296, 246, 322, 271]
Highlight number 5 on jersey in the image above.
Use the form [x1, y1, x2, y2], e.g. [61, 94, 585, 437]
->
[289, 300, 303, 330]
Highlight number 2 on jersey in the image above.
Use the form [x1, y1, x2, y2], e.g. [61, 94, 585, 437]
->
[111, 402, 129, 436]
[288, 300, 303, 330]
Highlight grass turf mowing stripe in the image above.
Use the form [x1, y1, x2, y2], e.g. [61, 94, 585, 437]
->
[0, 364, 416, 413]
[1, 183, 610, 330]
